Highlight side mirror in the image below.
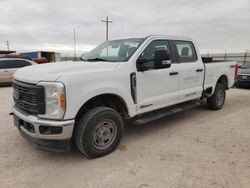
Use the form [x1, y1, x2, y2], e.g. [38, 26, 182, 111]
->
[136, 58, 149, 72]
[154, 50, 172, 69]
[238, 65, 242, 69]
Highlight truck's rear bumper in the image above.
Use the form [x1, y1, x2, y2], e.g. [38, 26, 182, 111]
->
[13, 107, 75, 152]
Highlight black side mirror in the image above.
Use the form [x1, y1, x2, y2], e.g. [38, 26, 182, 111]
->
[154, 50, 172, 69]
[238, 65, 242, 69]
[136, 58, 149, 72]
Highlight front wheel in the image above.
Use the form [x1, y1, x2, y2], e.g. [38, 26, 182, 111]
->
[207, 83, 226, 110]
[74, 106, 124, 158]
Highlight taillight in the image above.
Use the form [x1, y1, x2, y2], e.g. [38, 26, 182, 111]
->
[234, 64, 238, 81]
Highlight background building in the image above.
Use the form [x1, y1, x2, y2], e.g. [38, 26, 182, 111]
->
[202, 51, 250, 65]
[20, 51, 61, 62]
[0, 50, 16, 57]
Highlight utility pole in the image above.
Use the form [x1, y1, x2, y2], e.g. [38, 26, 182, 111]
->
[6, 41, 10, 51]
[101, 16, 113, 41]
[74, 28, 76, 60]
[244, 49, 248, 63]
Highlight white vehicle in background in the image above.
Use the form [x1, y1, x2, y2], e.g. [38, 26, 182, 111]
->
[12, 35, 237, 158]
[0, 58, 36, 84]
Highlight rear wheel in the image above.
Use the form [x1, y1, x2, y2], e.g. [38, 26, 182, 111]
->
[207, 83, 226, 110]
[74, 106, 124, 158]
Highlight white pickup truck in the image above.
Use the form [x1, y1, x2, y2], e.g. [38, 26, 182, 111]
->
[12, 35, 238, 158]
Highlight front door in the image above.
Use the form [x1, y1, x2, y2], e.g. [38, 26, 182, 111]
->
[135, 40, 180, 114]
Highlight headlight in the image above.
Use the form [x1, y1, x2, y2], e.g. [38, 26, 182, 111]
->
[38, 82, 66, 120]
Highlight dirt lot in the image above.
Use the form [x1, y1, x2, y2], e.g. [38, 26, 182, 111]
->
[0, 86, 250, 188]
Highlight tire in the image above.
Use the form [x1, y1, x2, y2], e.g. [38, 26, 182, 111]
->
[207, 83, 226, 110]
[74, 106, 124, 158]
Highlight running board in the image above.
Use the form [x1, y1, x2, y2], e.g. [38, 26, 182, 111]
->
[134, 101, 201, 125]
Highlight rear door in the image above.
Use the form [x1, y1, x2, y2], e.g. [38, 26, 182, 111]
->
[0, 60, 11, 83]
[172, 40, 204, 102]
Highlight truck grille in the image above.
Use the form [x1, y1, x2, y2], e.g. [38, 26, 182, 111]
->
[13, 80, 45, 115]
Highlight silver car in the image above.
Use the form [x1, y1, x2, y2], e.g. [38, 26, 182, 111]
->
[236, 62, 250, 87]
[0, 58, 36, 84]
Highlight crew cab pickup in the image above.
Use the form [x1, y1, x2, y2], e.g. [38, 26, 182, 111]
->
[12, 35, 238, 158]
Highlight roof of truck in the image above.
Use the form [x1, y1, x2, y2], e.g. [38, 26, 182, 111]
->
[111, 35, 194, 43]
[145, 35, 193, 41]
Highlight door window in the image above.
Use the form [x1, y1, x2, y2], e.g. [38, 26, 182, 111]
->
[12, 60, 32, 68]
[138, 40, 172, 70]
[0, 60, 31, 69]
[0, 60, 12, 69]
[174, 41, 197, 63]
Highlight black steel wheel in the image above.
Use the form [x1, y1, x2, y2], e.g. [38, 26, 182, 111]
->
[74, 106, 124, 158]
[207, 83, 226, 110]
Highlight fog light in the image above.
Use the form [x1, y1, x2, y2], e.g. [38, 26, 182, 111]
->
[39, 126, 63, 135]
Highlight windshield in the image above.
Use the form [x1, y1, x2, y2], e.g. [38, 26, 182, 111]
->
[82, 38, 144, 62]
[241, 62, 250, 69]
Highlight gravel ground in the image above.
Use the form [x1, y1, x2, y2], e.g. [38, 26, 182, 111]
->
[0, 86, 250, 188]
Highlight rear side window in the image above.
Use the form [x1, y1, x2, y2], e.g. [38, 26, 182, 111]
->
[0, 60, 31, 69]
[0, 60, 12, 69]
[174, 41, 197, 63]
[12, 60, 31, 68]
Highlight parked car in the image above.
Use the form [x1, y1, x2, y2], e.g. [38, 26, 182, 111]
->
[235, 62, 250, 87]
[0, 58, 36, 84]
[33, 57, 49, 64]
[12, 35, 237, 158]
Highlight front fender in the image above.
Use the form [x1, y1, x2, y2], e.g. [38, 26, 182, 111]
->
[64, 86, 135, 120]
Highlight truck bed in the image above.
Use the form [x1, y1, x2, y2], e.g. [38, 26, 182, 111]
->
[203, 60, 236, 92]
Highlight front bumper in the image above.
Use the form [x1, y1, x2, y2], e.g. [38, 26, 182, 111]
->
[13, 107, 75, 151]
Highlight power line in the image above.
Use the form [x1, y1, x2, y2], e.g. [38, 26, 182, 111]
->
[162, 18, 250, 25]
[115, 0, 245, 25]
[121, 0, 218, 17]
[101, 16, 113, 41]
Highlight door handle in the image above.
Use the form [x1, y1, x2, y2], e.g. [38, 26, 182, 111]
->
[196, 69, 203, 72]
[169, 71, 179, 76]
[4, 70, 8, 72]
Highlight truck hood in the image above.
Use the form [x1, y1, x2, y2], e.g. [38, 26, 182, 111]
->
[238, 68, 250, 75]
[14, 61, 120, 84]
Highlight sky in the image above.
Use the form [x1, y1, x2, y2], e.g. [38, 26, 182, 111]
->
[0, 0, 250, 56]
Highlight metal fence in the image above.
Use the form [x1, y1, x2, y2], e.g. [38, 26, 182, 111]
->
[202, 51, 250, 64]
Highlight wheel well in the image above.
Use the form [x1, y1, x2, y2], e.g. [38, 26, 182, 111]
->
[75, 94, 129, 122]
[217, 75, 228, 89]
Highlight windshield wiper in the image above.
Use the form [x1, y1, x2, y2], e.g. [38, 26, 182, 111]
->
[85, 58, 108, 62]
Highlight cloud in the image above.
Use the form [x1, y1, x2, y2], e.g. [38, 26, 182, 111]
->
[0, 0, 249, 55]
